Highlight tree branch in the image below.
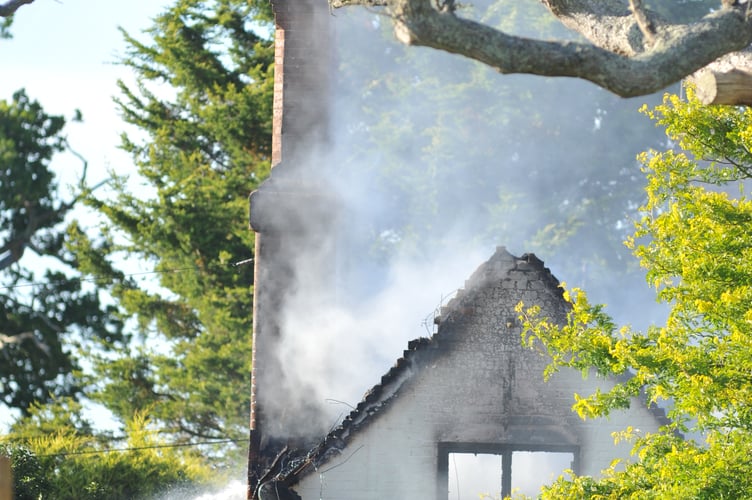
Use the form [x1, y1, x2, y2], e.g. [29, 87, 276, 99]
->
[330, 0, 387, 6]
[0, 0, 33, 17]
[0, 331, 51, 356]
[0, 144, 108, 271]
[628, 0, 655, 47]
[330, 0, 752, 98]
[541, 0, 658, 56]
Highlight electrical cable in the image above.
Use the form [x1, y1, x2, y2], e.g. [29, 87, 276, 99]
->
[0, 267, 196, 291]
[30, 437, 250, 458]
[0, 257, 252, 292]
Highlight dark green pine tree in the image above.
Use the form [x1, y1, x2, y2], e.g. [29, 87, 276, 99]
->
[70, 0, 274, 461]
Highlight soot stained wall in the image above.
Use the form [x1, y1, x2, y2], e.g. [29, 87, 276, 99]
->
[291, 248, 667, 499]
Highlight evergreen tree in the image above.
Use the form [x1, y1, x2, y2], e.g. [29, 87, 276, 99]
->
[70, 0, 274, 462]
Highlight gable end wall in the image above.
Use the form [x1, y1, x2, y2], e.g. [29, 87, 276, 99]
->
[292, 250, 667, 499]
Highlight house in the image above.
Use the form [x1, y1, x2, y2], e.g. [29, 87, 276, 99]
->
[251, 247, 670, 499]
[247, 0, 335, 482]
[248, 2, 671, 497]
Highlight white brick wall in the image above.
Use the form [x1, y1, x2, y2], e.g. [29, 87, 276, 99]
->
[292, 250, 666, 499]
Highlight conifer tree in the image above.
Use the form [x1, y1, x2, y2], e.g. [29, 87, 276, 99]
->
[70, 0, 274, 459]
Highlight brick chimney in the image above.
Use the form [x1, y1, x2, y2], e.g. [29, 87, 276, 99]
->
[247, 0, 335, 496]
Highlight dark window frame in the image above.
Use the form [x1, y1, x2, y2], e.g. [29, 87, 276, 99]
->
[437, 442, 580, 500]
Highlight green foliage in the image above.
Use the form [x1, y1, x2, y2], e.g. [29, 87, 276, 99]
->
[66, 0, 274, 458]
[0, 443, 51, 500]
[3, 1, 273, 490]
[9, 397, 95, 440]
[0, 90, 122, 412]
[541, 430, 752, 499]
[0, 16, 12, 39]
[3, 398, 213, 500]
[519, 87, 752, 497]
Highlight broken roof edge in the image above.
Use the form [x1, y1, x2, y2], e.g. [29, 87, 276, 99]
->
[438, 246, 564, 319]
[469, 246, 558, 285]
[273, 247, 675, 487]
[271, 247, 566, 485]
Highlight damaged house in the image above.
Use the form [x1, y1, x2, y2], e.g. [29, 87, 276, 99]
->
[247, 1, 670, 498]
[250, 248, 670, 499]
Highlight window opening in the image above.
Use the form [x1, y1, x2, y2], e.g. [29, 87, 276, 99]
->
[444, 447, 575, 499]
[448, 453, 501, 500]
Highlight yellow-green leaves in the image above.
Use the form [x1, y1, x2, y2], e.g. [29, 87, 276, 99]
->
[3, 401, 214, 499]
[521, 88, 752, 497]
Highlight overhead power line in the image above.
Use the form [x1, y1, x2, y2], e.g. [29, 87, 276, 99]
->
[0, 257, 254, 292]
[0, 267, 196, 291]
[32, 438, 250, 458]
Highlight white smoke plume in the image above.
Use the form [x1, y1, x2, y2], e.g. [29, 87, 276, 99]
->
[260, 1, 668, 441]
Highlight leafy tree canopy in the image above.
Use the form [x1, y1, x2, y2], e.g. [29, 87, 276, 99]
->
[2, 398, 214, 500]
[1, 3, 273, 494]
[0, 89, 122, 412]
[2, 1, 274, 491]
[519, 86, 752, 497]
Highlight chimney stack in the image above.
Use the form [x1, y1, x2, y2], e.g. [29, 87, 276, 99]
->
[247, 0, 335, 496]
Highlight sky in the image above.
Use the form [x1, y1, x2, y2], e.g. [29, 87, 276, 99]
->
[0, 0, 172, 188]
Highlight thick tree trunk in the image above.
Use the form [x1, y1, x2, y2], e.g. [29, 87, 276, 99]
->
[691, 68, 752, 106]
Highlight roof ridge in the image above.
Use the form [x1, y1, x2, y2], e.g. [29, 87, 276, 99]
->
[278, 248, 552, 481]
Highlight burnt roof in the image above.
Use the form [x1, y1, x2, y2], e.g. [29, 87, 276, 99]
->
[271, 247, 672, 488]
[268, 247, 562, 483]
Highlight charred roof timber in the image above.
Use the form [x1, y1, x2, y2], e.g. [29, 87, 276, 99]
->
[248, 247, 671, 499]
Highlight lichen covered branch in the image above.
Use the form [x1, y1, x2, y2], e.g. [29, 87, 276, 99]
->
[329, 0, 752, 98]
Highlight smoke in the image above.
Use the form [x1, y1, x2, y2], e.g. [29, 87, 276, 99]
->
[158, 479, 245, 500]
[191, 480, 245, 500]
[271, 236, 490, 435]
[259, 0, 668, 444]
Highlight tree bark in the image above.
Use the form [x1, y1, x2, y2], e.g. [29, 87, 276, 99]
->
[329, 0, 752, 99]
[689, 48, 752, 105]
[691, 68, 752, 105]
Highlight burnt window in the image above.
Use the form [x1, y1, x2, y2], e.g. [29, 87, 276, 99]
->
[438, 443, 578, 499]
